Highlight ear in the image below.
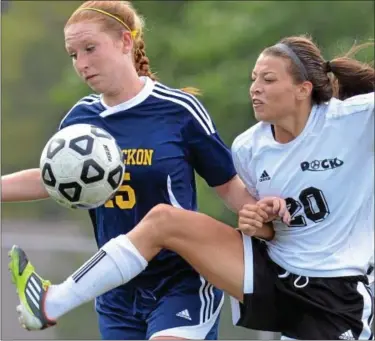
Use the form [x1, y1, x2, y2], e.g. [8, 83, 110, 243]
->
[296, 81, 313, 100]
[121, 31, 134, 54]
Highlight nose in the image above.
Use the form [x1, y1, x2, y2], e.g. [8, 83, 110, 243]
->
[250, 80, 262, 97]
[74, 53, 89, 75]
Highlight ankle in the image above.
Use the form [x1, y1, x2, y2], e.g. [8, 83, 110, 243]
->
[42, 286, 58, 323]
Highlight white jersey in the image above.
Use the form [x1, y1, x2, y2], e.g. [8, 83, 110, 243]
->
[232, 92, 374, 278]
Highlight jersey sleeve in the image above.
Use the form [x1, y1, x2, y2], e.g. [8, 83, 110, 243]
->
[330, 92, 374, 148]
[182, 98, 236, 187]
[340, 92, 374, 119]
[58, 95, 101, 130]
[231, 130, 259, 199]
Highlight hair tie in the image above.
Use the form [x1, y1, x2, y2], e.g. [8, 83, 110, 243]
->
[324, 61, 332, 73]
[76, 7, 138, 39]
[274, 43, 308, 80]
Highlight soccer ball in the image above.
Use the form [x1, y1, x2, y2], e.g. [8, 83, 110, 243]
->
[40, 124, 124, 209]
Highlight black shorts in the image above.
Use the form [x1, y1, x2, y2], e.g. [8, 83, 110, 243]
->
[230, 235, 374, 339]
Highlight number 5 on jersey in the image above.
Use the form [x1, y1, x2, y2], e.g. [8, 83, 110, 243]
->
[105, 172, 136, 209]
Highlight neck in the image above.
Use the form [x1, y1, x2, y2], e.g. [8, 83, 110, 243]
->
[102, 71, 144, 107]
[273, 102, 312, 144]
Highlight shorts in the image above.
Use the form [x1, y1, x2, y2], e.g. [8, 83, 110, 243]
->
[96, 270, 224, 340]
[230, 235, 374, 339]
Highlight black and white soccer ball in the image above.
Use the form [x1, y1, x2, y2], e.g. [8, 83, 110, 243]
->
[40, 124, 124, 209]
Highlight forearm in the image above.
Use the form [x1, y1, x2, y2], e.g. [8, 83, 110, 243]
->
[215, 175, 257, 213]
[1, 168, 49, 202]
[215, 175, 275, 240]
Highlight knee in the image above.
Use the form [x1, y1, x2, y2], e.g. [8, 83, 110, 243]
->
[144, 204, 176, 229]
[142, 205, 186, 250]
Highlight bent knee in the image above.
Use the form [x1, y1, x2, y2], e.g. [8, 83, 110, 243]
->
[145, 204, 178, 226]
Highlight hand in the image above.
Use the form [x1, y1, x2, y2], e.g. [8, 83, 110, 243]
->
[237, 204, 269, 236]
[257, 197, 290, 224]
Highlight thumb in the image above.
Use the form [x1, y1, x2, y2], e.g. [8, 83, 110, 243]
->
[258, 197, 277, 206]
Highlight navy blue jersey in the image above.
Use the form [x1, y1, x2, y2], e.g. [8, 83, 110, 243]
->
[60, 77, 235, 291]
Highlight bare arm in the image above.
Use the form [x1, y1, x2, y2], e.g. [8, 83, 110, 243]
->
[215, 175, 256, 213]
[1, 168, 49, 202]
[214, 175, 275, 240]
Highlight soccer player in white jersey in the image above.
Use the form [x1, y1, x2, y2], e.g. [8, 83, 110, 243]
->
[8, 35, 374, 339]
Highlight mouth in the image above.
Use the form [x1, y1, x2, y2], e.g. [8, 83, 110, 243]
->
[252, 99, 264, 107]
[85, 74, 98, 81]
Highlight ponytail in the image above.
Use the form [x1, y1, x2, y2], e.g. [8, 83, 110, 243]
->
[133, 41, 201, 96]
[134, 39, 157, 81]
[180, 87, 202, 96]
[328, 42, 374, 100]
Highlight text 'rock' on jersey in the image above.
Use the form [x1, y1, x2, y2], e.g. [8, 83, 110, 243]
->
[232, 92, 374, 278]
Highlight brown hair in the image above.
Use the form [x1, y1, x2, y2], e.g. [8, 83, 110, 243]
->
[263, 35, 374, 103]
[66, 1, 200, 95]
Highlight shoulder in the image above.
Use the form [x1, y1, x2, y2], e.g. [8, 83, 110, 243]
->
[231, 122, 265, 192]
[231, 122, 264, 156]
[59, 94, 101, 129]
[152, 82, 204, 107]
[326, 92, 374, 120]
[152, 82, 215, 135]
[68, 94, 101, 111]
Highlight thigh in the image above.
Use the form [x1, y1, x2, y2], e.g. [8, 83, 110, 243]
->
[146, 280, 224, 340]
[97, 302, 147, 340]
[280, 275, 374, 340]
[130, 205, 245, 301]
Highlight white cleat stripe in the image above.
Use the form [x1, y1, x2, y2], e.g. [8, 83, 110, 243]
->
[30, 276, 41, 292]
[26, 288, 40, 309]
[27, 282, 40, 302]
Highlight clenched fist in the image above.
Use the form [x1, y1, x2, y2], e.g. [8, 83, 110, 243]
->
[237, 197, 290, 237]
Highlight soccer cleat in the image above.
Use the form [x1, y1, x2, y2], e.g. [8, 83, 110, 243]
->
[8, 245, 56, 330]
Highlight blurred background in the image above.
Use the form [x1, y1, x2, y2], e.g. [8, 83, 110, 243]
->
[1, 0, 374, 340]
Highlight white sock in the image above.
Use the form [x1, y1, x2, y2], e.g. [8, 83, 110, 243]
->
[44, 235, 148, 320]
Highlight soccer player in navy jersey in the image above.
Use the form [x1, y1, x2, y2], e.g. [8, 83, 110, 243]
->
[9, 35, 374, 340]
[1, 1, 279, 340]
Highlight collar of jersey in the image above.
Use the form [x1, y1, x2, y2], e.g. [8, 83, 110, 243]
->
[99, 76, 155, 117]
[265, 103, 322, 148]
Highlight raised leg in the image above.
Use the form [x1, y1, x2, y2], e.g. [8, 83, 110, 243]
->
[128, 204, 245, 301]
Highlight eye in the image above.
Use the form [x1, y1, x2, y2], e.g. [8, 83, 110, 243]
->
[85, 45, 95, 53]
[69, 53, 77, 60]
